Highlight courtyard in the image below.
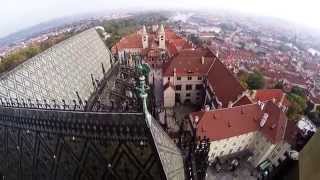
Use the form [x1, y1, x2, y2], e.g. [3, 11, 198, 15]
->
[206, 153, 260, 180]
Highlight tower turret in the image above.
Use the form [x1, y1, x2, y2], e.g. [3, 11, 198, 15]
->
[142, 25, 148, 49]
[158, 24, 165, 49]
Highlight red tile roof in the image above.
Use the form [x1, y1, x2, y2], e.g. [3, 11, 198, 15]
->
[163, 48, 215, 76]
[207, 59, 245, 108]
[112, 33, 143, 52]
[191, 101, 288, 144]
[260, 102, 287, 144]
[112, 27, 192, 57]
[166, 41, 178, 57]
[192, 103, 261, 141]
[255, 89, 284, 102]
[254, 89, 290, 107]
[165, 29, 179, 40]
[163, 47, 245, 107]
[170, 38, 192, 50]
[233, 95, 253, 107]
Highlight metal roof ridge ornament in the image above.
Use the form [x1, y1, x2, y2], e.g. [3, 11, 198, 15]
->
[136, 75, 151, 127]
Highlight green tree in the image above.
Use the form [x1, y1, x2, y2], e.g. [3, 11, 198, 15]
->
[0, 32, 73, 74]
[291, 86, 306, 97]
[237, 70, 249, 89]
[23, 46, 41, 59]
[188, 34, 201, 46]
[246, 71, 265, 90]
[286, 91, 307, 121]
[274, 80, 284, 89]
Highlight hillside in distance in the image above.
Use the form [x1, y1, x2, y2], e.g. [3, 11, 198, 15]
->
[0, 12, 112, 47]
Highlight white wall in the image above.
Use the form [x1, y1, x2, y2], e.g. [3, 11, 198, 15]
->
[164, 86, 175, 107]
[249, 132, 276, 167]
[267, 142, 291, 167]
[163, 75, 204, 104]
[208, 131, 257, 162]
[209, 131, 290, 167]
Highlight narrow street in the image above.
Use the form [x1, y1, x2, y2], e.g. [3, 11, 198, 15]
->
[152, 68, 164, 108]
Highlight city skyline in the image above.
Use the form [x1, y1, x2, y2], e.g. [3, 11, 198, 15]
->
[1, 0, 320, 38]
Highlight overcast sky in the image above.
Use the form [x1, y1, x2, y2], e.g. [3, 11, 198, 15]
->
[1, 0, 319, 38]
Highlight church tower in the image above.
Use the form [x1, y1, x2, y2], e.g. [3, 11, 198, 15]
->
[142, 25, 148, 49]
[158, 24, 166, 49]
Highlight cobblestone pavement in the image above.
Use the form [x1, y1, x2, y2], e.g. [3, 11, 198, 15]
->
[206, 159, 259, 180]
[165, 104, 200, 132]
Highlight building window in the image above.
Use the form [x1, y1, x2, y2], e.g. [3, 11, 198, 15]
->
[223, 144, 227, 148]
[177, 77, 181, 80]
[188, 76, 192, 80]
[220, 151, 224, 156]
[175, 85, 182, 91]
[167, 77, 170, 81]
[196, 92, 201, 96]
[233, 142, 236, 146]
[198, 76, 202, 80]
[210, 153, 215, 159]
[186, 85, 192, 90]
[186, 93, 191, 97]
[196, 84, 202, 90]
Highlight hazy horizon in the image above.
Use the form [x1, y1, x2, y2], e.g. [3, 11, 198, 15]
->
[1, 0, 320, 38]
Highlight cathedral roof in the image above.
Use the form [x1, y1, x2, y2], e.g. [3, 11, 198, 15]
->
[0, 105, 185, 179]
[0, 28, 112, 105]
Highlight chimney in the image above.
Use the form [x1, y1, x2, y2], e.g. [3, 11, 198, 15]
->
[227, 120, 232, 128]
[260, 102, 265, 111]
[251, 90, 257, 99]
[195, 116, 199, 123]
[173, 68, 177, 77]
[213, 113, 216, 119]
[205, 105, 210, 111]
[201, 56, 205, 64]
[260, 113, 269, 127]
